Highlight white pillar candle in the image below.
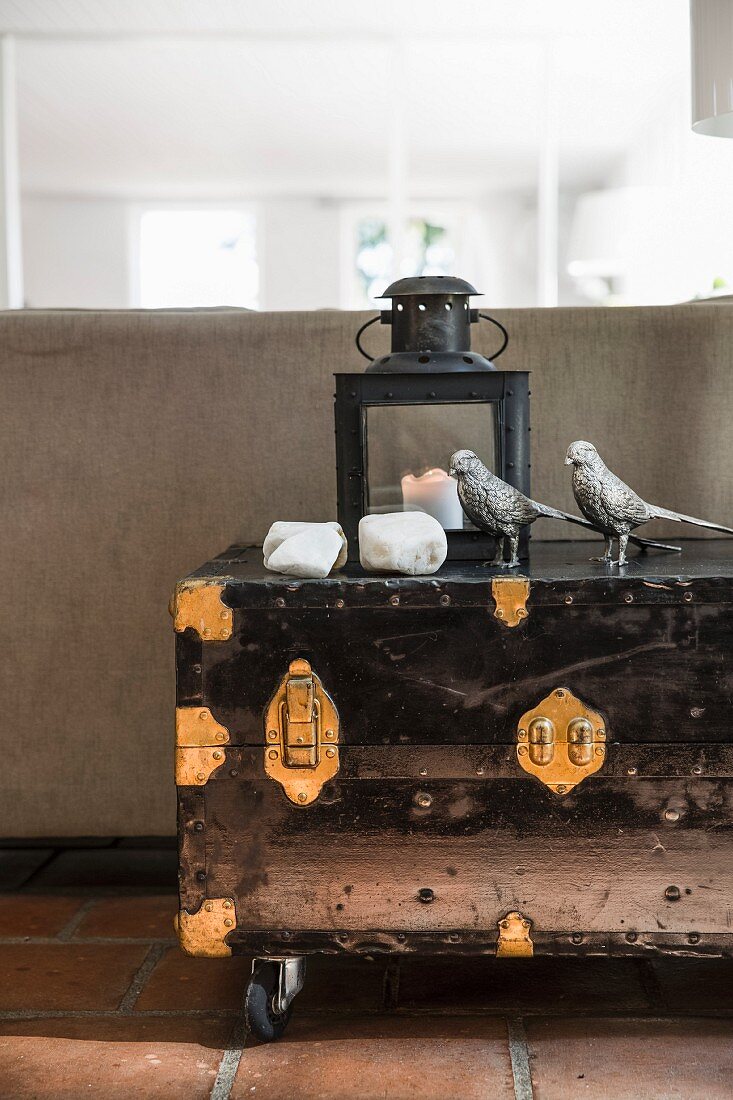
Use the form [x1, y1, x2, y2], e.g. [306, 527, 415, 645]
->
[400, 468, 464, 530]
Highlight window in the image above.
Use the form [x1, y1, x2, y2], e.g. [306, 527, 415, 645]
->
[135, 208, 258, 309]
[345, 208, 459, 308]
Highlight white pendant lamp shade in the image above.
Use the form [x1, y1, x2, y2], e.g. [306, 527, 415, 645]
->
[691, 0, 733, 136]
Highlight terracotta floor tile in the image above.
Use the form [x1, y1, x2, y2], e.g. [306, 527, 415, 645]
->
[398, 957, 651, 1015]
[526, 1017, 733, 1100]
[134, 946, 253, 1012]
[650, 958, 733, 1014]
[0, 1016, 230, 1100]
[0, 895, 82, 937]
[0, 944, 148, 1011]
[232, 1015, 514, 1100]
[76, 896, 178, 940]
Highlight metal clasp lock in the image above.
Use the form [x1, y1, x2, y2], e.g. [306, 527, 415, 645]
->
[283, 670, 318, 767]
[265, 659, 340, 806]
[516, 687, 607, 796]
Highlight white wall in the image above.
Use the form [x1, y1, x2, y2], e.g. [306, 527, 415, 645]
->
[22, 196, 130, 309]
[258, 198, 342, 311]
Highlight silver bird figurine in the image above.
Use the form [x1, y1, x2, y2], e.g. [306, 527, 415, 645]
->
[565, 440, 733, 566]
[448, 449, 677, 568]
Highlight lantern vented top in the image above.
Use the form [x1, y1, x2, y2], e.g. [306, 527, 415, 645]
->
[379, 276, 481, 298]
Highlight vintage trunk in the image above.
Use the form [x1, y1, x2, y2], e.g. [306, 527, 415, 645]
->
[173, 540, 733, 1033]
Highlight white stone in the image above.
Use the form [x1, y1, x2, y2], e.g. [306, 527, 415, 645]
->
[264, 523, 345, 579]
[359, 512, 447, 576]
[263, 521, 347, 573]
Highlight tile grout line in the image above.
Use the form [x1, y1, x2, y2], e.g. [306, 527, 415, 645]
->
[506, 1015, 534, 1100]
[56, 897, 99, 942]
[209, 1005, 248, 1100]
[118, 942, 169, 1014]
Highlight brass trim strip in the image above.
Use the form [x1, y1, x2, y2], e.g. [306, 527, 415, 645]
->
[176, 707, 230, 748]
[492, 577, 529, 627]
[173, 578, 232, 641]
[175, 746, 227, 786]
[175, 898, 236, 958]
[496, 911, 534, 957]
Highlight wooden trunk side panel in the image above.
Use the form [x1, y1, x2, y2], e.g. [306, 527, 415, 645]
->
[198, 763, 733, 935]
[198, 604, 732, 744]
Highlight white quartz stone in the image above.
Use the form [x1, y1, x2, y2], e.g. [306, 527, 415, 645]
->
[359, 512, 447, 576]
[263, 521, 347, 573]
[264, 522, 346, 579]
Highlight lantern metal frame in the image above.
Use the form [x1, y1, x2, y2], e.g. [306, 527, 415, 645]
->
[334, 369, 530, 562]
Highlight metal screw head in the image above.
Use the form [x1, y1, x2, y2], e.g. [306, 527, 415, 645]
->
[389, 595, 400, 606]
[516, 608, 527, 619]
[415, 792, 432, 809]
[595, 746, 605, 756]
[624, 593, 634, 603]
[275, 597, 286, 608]
[476, 767, 485, 776]
[216, 732, 226, 742]
[449, 933, 459, 942]
[203, 628, 212, 638]
[268, 730, 278, 740]
[397, 933, 406, 942]
[325, 747, 336, 758]
[627, 767, 638, 776]
[223, 900, 232, 909]
[204, 902, 213, 912]
[419, 768, 428, 777]
[223, 918, 233, 927]
[325, 729, 335, 739]
[555, 689, 565, 698]
[597, 729, 606, 740]
[517, 746, 527, 756]
[335, 599, 345, 609]
[555, 784, 567, 794]
[692, 765, 702, 775]
[199, 710, 209, 721]
[496, 609, 504, 618]
[626, 931, 638, 943]
[440, 594, 451, 606]
[220, 629, 229, 638]
[688, 932, 700, 944]
[220, 609, 229, 620]
[193, 821, 204, 832]
[565, 595, 573, 605]
[683, 591, 693, 602]
[212, 751, 222, 760]
[196, 772, 205, 782]
[297, 792, 308, 803]
[665, 885, 681, 901]
[664, 808, 681, 823]
[268, 748, 278, 760]
[196, 871, 206, 882]
[417, 888, 434, 904]
[570, 933, 583, 944]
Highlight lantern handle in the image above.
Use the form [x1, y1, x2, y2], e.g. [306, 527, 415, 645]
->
[355, 314, 379, 361]
[478, 312, 509, 360]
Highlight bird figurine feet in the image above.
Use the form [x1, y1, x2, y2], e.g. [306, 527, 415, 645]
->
[565, 440, 733, 567]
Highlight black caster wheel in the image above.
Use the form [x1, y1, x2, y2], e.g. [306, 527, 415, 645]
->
[244, 959, 302, 1043]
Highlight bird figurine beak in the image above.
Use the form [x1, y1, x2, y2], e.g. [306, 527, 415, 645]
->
[564, 453, 573, 466]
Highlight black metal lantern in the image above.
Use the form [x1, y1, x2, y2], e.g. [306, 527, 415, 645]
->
[335, 276, 530, 562]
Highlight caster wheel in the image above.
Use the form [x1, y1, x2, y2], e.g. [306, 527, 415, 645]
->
[244, 960, 292, 1042]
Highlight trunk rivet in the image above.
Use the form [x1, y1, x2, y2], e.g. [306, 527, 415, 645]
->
[665, 885, 681, 901]
[664, 808, 681, 823]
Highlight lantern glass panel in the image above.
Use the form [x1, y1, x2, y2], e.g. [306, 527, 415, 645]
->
[364, 402, 499, 530]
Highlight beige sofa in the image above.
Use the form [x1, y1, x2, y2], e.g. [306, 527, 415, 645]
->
[2, 303, 732, 837]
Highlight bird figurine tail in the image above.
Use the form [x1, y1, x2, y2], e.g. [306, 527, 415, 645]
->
[539, 504, 680, 552]
[647, 506, 733, 536]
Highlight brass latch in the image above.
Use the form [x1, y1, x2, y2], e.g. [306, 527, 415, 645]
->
[496, 911, 534, 957]
[492, 577, 529, 627]
[264, 659, 339, 806]
[517, 687, 607, 796]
